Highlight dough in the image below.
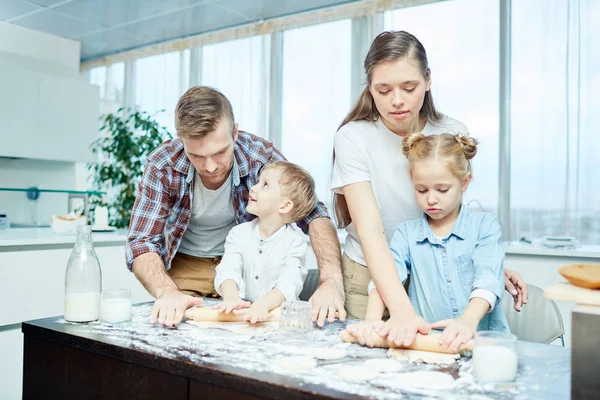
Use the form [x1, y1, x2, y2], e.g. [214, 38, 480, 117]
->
[410, 371, 455, 389]
[274, 356, 317, 372]
[337, 365, 380, 381]
[309, 347, 347, 360]
[385, 371, 455, 391]
[364, 358, 404, 372]
[185, 320, 279, 335]
[387, 348, 460, 365]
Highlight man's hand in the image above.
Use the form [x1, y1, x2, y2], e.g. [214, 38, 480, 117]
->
[345, 320, 385, 347]
[375, 313, 430, 347]
[431, 317, 478, 352]
[150, 289, 203, 327]
[234, 303, 270, 324]
[504, 269, 528, 312]
[213, 297, 251, 314]
[309, 279, 347, 327]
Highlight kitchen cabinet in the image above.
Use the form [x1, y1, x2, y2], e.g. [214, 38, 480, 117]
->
[0, 231, 152, 400]
[0, 65, 99, 162]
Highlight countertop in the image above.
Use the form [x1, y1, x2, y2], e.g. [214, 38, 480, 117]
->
[0, 227, 127, 248]
[22, 300, 570, 399]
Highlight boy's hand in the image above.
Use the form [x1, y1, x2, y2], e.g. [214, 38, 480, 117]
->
[345, 320, 385, 348]
[233, 303, 270, 324]
[431, 317, 478, 352]
[213, 297, 251, 314]
[376, 314, 431, 347]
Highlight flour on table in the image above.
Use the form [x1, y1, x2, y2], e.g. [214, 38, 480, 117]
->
[364, 358, 404, 372]
[384, 371, 455, 391]
[273, 356, 317, 372]
[309, 347, 347, 360]
[387, 348, 460, 365]
[338, 365, 380, 381]
[185, 320, 279, 335]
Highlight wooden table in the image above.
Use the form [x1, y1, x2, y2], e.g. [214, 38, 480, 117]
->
[22, 302, 570, 399]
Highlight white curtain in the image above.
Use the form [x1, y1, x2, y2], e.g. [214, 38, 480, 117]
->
[201, 36, 269, 137]
[511, 0, 600, 244]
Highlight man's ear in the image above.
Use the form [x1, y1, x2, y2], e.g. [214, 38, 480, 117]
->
[233, 123, 239, 142]
[462, 173, 472, 192]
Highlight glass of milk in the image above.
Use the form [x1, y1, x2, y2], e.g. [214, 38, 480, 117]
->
[473, 331, 519, 383]
[100, 289, 132, 324]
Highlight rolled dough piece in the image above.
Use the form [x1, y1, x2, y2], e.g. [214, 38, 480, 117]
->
[184, 306, 281, 322]
[387, 348, 460, 365]
[185, 320, 279, 334]
[309, 347, 348, 360]
[364, 358, 404, 372]
[338, 365, 380, 381]
[339, 329, 473, 353]
[274, 356, 317, 372]
[410, 371, 455, 389]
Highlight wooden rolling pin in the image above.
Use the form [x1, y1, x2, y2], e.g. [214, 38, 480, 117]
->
[184, 306, 281, 322]
[339, 329, 474, 354]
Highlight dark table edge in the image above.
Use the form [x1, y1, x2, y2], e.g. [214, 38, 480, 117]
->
[21, 320, 362, 400]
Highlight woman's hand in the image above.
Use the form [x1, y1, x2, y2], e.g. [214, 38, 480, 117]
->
[213, 297, 251, 314]
[431, 317, 478, 352]
[345, 320, 385, 347]
[375, 314, 431, 347]
[504, 269, 528, 311]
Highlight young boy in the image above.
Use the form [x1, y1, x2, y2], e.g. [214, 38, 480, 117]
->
[213, 161, 318, 323]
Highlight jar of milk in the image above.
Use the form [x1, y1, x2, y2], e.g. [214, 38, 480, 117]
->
[64, 225, 102, 322]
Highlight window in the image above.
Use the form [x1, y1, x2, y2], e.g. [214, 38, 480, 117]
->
[510, 0, 600, 244]
[87, 62, 125, 114]
[281, 20, 352, 204]
[385, 0, 500, 215]
[134, 51, 189, 135]
[201, 36, 269, 137]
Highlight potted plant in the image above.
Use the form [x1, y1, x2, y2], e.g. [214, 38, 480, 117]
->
[87, 108, 172, 229]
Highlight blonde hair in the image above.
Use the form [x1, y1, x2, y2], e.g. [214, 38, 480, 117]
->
[175, 86, 235, 138]
[402, 133, 478, 180]
[262, 161, 318, 223]
[334, 31, 442, 228]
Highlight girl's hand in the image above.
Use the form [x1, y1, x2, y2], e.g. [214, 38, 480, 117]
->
[375, 314, 431, 347]
[213, 297, 251, 314]
[345, 320, 385, 347]
[431, 317, 478, 352]
[233, 303, 270, 324]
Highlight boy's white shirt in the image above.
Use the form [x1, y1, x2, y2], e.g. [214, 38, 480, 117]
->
[214, 219, 308, 302]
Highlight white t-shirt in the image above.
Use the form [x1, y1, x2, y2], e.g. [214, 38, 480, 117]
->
[214, 219, 308, 302]
[178, 171, 236, 257]
[331, 115, 469, 265]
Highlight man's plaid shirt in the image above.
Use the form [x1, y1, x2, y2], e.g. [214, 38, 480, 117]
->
[125, 131, 329, 270]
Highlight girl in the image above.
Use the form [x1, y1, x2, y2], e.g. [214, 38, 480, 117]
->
[331, 30, 525, 346]
[348, 133, 510, 351]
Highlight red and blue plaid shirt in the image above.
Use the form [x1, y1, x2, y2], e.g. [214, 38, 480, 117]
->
[126, 131, 329, 270]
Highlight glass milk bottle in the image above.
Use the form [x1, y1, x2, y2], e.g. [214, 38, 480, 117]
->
[64, 225, 102, 322]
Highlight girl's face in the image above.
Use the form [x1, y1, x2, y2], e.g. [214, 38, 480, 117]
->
[411, 159, 471, 223]
[369, 57, 431, 135]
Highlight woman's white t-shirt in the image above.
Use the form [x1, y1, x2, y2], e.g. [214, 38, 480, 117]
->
[331, 115, 469, 265]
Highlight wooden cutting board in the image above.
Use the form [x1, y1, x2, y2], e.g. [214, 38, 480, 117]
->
[558, 264, 600, 289]
[544, 282, 600, 306]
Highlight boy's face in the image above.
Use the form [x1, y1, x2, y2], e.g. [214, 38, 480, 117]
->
[411, 159, 471, 222]
[247, 168, 290, 219]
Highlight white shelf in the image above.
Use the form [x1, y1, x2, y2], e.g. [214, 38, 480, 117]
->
[0, 227, 127, 248]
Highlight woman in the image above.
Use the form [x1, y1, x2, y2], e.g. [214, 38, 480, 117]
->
[331, 31, 527, 346]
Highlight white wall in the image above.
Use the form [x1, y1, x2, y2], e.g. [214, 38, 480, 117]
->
[0, 158, 75, 226]
[0, 21, 87, 222]
[0, 21, 80, 78]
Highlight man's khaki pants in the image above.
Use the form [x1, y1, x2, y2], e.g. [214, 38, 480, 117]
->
[168, 252, 221, 297]
[342, 253, 398, 320]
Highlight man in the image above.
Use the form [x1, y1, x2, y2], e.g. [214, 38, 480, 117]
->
[126, 86, 346, 327]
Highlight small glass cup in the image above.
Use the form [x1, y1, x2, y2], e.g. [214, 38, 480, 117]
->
[279, 300, 313, 333]
[100, 289, 132, 324]
[473, 331, 519, 383]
